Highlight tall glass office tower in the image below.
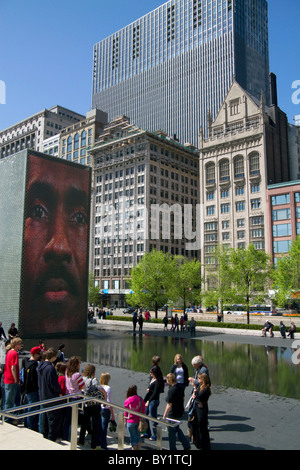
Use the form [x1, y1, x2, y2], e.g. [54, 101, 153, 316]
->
[92, 0, 269, 147]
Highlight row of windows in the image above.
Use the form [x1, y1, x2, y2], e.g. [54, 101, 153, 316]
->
[272, 207, 300, 221]
[271, 193, 300, 205]
[204, 216, 264, 232]
[206, 184, 260, 200]
[205, 153, 260, 185]
[205, 228, 264, 243]
[205, 241, 265, 262]
[206, 199, 261, 215]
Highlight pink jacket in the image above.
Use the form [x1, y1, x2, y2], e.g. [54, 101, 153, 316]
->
[124, 395, 145, 423]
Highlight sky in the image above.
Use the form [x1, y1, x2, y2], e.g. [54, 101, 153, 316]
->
[0, 0, 299, 132]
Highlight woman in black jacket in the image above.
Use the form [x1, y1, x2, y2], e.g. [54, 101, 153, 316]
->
[170, 354, 189, 390]
[142, 366, 162, 441]
[192, 373, 211, 450]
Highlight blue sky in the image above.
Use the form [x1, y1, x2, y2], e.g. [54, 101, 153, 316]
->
[0, 0, 299, 131]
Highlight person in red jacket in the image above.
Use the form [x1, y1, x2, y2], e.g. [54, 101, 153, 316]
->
[4, 337, 23, 421]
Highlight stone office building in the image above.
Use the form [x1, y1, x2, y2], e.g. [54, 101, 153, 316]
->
[89, 115, 200, 307]
[199, 77, 290, 270]
[0, 105, 84, 159]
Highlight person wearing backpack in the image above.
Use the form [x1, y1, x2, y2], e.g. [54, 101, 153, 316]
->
[22, 346, 41, 431]
[78, 364, 106, 449]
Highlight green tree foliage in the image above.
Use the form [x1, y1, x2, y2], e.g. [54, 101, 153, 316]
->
[229, 244, 272, 324]
[88, 272, 100, 309]
[202, 244, 235, 316]
[126, 249, 175, 318]
[273, 236, 300, 307]
[170, 256, 202, 311]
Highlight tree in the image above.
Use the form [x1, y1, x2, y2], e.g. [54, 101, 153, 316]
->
[126, 249, 175, 318]
[202, 244, 235, 319]
[273, 236, 300, 307]
[170, 256, 202, 312]
[229, 244, 272, 324]
[88, 272, 100, 310]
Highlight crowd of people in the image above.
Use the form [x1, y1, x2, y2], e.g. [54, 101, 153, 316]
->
[124, 353, 211, 451]
[0, 337, 117, 449]
[0, 325, 212, 450]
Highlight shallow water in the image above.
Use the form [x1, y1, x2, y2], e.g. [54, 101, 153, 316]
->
[23, 330, 300, 400]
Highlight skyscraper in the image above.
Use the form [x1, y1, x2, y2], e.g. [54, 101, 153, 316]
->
[92, 0, 270, 147]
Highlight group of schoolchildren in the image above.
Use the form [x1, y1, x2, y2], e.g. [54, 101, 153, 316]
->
[0, 338, 116, 449]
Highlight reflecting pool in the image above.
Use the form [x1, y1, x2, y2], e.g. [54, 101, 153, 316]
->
[23, 331, 300, 400]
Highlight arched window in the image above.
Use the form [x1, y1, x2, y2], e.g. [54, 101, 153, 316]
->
[74, 133, 79, 150]
[67, 136, 72, 152]
[234, 156, 244, 179]
[219, 159, 230, 182]
[81, 130, 86, 147]
[205, 162, 215, 185]
[249, 152, 260, 176]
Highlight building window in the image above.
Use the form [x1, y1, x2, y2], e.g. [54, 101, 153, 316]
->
[251, 198, 261, 209]
[207, 191, 215, 200]
[251, 184, 260, 193]
[237, 231, 245, 239]
[249, 152, 260, 176]
[236, 186, 244, 196]
[272, 208, 291, 221]
[207, 205, 215, 215]
[237, 219, 245, 227]
[234, 156, 244, 179]
[219, 159, 230, 181]
[251, 216, 264, 226]
[81, 130, 87, 147]
[230, 98, 240, 116]
[251, 229, 264, 238]
[206, 163, 215, 184]
[271, 194, 290, 205]
[273, 240, 291, 254]
[221, 189, 229, 198]
[221, 203, 230, 213]
[222, 220, 230, 229]
[205, 222, 218, 231]
[67, 136, 72, 152]
[272, 224, 291, 237]
[74, 133, 79, 150]
[236, 201, 245, 212]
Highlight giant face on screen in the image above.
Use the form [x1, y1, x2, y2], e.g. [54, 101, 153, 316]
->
[20, 154, 90, 337]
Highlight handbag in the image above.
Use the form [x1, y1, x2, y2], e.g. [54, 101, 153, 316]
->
[138, 397, 148, 433]
[83, 378, 105, 406]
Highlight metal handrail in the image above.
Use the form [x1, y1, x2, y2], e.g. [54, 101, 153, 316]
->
[0, 393, 180, 451]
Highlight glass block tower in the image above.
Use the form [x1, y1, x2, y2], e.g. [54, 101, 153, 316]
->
[92, 0, 269, 147]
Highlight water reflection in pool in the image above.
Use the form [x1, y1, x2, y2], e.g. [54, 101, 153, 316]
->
[24, 332, 300, 400]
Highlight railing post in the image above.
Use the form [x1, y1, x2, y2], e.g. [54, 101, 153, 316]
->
[70, 403, 79, 451]
[156, 425, 162, 450]
[117, 412, 124, 450]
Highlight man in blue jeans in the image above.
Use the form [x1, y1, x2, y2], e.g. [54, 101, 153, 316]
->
[163, 373, 191, 451]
